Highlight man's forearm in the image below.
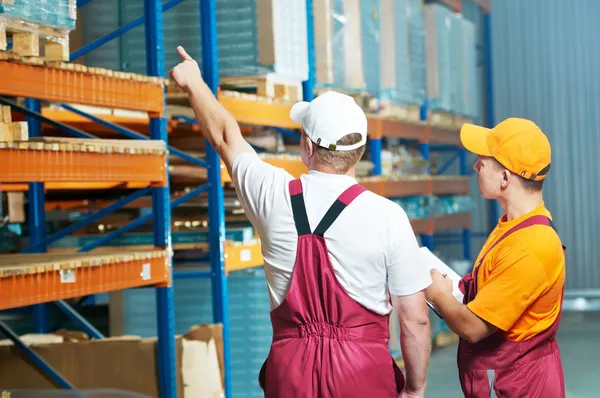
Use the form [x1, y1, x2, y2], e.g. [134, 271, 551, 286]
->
[400, 319, 431, 394]
[185, 80, 239, 153]
[433, 293, 493, 344]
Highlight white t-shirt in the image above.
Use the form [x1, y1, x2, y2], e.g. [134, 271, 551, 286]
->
[232, 152, 432, 315]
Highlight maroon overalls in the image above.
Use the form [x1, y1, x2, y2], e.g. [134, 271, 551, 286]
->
[458, 215, 566, 398]
[258, 179, 405, 397]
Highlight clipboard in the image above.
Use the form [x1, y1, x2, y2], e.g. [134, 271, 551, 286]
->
[420, 247, 464, 319]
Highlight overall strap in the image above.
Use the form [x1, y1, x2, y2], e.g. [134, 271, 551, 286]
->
[313, 184, 366, 237]
[289, 179, 311, 236]
[478, 215, 561, 265]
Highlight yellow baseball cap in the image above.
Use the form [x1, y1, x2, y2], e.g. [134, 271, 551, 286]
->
[460, 118, 552, 181]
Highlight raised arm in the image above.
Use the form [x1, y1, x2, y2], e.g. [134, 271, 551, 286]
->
[169, 46, 255, 175]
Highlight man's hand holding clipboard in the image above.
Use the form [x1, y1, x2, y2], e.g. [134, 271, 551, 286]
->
[419, 247, 465, 319]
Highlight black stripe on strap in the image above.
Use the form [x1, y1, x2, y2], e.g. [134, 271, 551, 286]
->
[313, 200, 347, 237]
[291, 193, 311, 236]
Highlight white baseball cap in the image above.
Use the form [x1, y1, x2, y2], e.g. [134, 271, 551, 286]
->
[290, 91, 368, 151]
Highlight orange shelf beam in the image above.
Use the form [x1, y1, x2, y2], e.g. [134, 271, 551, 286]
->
[431, 176, 470, 195]
[0, 61, 165, 116]
[0, 146, 167, 187]
[224, 241, 263, 273]
[427, 125, 462, 146]
[221, 157, 308, 183]
[368, 117, 426, 141]
[361, 178, 430, 197]
[5, 181, 155, 192]
[411, 212, 471, 235]
[0, 250, 171, 310]
[219, 94, 300, 129]
[361, 176, 470, 198]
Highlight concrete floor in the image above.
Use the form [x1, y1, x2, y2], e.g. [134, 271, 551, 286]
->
[425, 311, 600, 397]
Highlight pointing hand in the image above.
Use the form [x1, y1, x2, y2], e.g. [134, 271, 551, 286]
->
[169, 46, 202, 92]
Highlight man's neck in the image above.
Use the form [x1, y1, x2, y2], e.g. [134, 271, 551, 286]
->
[500, 192, 544, 221]
[310, 163, 356, 178]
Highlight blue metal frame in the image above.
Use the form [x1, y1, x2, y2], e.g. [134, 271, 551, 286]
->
[200, 0, 232, 396]
[483, 13, 500, 230]
[144, 1, 177, 397]
[24, 98, 50, 334]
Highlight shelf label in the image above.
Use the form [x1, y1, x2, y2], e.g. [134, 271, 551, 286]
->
[240, 249, 251, 262]
[141, 263, 151, 280]
[60, 269, 76, 284]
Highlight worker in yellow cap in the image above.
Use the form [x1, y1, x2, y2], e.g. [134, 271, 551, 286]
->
[425, 118, 566, 398]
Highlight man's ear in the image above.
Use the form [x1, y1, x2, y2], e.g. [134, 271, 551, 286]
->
[501, 169, 511, 189]
[305, 135, 315, 157]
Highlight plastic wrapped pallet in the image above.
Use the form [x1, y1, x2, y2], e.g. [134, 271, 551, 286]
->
[361, 0, 425, 120]
[424, 3, 453, 114]
[0, 0, 76, 58]
[407, 0, 427, 107]
[312, 0, 365, 91]
[461, 16, 478, 119]
[0, 0, 76, 30]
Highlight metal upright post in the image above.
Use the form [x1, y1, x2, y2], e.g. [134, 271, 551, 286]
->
[483, 12, 499, 230]
[420, 101, 434, 251]
[459, 149, 472, 261]
[303, 0, 315, 102]
[144, 1, 176, 397]
[200, 1, 232, 397]
[24, 98, 48, 333]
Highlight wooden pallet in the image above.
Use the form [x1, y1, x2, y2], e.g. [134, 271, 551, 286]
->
[314, 87, 377, 113]
[429, 111, 455, 129]
[3, 137, 167, 155]
[0, 105, 28, 141]
[0, 17, 70, 61]
[378, 101, 422, 123]
[220, 73, 304, 103]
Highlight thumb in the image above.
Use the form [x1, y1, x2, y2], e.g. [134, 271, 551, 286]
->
[177, 46, 193, 61]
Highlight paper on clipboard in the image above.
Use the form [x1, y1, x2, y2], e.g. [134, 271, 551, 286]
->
[420, 247, 464, 318]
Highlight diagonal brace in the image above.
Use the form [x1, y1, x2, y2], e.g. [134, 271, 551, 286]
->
[60, 104, 208, 168]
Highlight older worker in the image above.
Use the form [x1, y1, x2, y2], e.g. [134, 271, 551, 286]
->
[170, 46, 432, 398]
[425, 118, 566, 398]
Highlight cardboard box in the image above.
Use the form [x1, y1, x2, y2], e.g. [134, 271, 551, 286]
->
[0, 324, 224, 398]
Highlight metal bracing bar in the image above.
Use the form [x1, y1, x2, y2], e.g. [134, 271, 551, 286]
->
[0, 321, 74, 389]
[0, 97, 96, 139]
[76, 0, 95, 8]
[24, 187, 151, 253]
[70, 0, 186, 61]
[173, 115, 268, 152]
[54, 300, 105, 339]
[272, 126, 301, 142]
[60, 104, 208, 168]
[437, 152, 460, 175]
[77, 184, 209, 253]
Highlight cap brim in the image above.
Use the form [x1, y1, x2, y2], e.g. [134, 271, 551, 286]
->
[290, 101, 309, 125]
[460, 123, 492, 156]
